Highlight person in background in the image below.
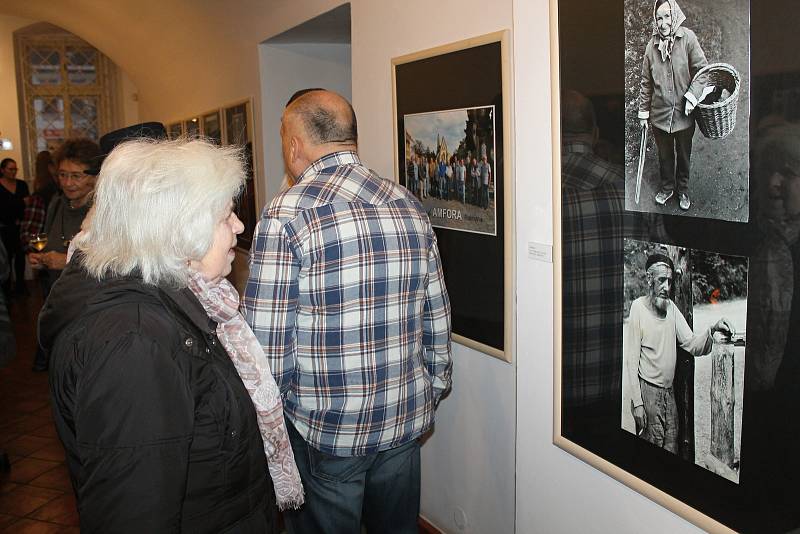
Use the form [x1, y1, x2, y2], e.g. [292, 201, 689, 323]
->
[244, 89, 452, 534]
[0, 158, 29, 296]
[28, 140, 100, 284]
[20, 151, 58, 261]
[29, 139, 100, 372]
[34, 150, 58, 207]
[40, 137, 300, 532]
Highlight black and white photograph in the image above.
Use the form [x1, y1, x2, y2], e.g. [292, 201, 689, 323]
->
[223, 101, 257, 249]
[202, 110, 222, 145]
[184, 117, 200, 138]
[622, 239, 748, 483]
[166, 121, 182, 140]
[403, 106, 497, 236]
[624, 0, 750, 222]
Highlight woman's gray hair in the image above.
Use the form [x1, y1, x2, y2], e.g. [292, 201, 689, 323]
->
[75, 138, 244, 287]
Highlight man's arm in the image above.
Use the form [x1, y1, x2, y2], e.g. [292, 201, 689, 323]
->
[675, 304, 713, 356]
[625, 302, 644, 409]
[242, 217, 301, 394]
[625, 302, 647, 433]
[422, 234, 452, 402]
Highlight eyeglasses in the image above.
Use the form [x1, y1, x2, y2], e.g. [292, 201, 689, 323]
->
[58, 171, 89, 182]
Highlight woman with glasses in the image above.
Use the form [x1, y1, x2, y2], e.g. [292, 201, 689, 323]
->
[29, 138, 100, 371]
[0, 158, 29, 296]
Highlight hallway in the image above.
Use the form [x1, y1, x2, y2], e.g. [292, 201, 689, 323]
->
[0, 286, 79, 533]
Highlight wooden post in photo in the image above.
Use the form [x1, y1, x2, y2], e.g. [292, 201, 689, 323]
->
[710, 343, 735, 467]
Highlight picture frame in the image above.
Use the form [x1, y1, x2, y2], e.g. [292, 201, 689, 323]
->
[184, 117, 200, 139]
[223, 99, 258, 251]
[201, 110, 222, 145]
[392, 31, 515, 362]
[166, 121, 183, 140]
[553, 0, 800, 532]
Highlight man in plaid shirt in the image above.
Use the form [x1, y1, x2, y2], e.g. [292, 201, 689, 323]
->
[243, 89, 452, 533]
[561, 90, 662, 437]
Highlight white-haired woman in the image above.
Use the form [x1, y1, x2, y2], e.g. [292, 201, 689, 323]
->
[39, 138, 303, 533]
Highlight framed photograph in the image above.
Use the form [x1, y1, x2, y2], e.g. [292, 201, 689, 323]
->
[403, 106, 498, 236]
[201, 110, 222, 145]
[167, 122, 183, 140]
[393, 31, 514, 361]
[554, 0, 800, 531]
[223, 100, 258, 250]
[185, 117, 200, 139]
[623, 0, 750, 222]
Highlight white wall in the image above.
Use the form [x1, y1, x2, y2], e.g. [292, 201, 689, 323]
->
[512, 1, 700, 532]
[258, 42, 352, 203]
[0, 14, 33, 178]
[351, 2, 516, 532]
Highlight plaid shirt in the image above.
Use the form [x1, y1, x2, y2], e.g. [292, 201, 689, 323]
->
[243, 151, 452, 456]
[20, 194, 46, 246]
[562, 140, 644, 411]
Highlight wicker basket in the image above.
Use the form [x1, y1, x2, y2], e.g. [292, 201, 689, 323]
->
[692, 63, 740, 140]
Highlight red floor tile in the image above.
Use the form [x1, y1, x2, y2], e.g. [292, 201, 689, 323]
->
[3, 437, 53, 458]
[6, 459, 60, 485]
[28, 493, 78, 527]
[0, 484, 62, 516]
[1, 517, 74, 533]
[27, 444, 64, 464]
[26, 467, 71, 493]
[0, 285, 78, 532]
[0, 513, 18, 529]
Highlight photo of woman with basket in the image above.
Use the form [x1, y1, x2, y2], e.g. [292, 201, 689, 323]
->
[638, 0, 709, 211]
[625, 0, 749, 223]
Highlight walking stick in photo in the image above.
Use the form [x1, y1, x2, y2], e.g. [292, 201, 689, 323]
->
[635, 123, 647, 205]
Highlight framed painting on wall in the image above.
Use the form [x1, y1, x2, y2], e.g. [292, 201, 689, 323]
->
[167, 122, 183, 140]
[223, 100, 258, 250]
[201, 110, 222, 145]
[185, 117, 200, 139]
[393, 31, 514, 362]
[553, 0, 800, 531]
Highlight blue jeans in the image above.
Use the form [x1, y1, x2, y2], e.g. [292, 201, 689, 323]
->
[639, 378, 678, 453]
[284, 421, 421, 534]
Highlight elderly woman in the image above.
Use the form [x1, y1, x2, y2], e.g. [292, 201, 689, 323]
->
[39, 138, 302, 532]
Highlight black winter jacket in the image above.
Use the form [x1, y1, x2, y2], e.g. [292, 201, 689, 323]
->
[39, 260, 275, 533]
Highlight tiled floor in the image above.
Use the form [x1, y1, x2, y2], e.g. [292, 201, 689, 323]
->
[0, 284, 79, 533]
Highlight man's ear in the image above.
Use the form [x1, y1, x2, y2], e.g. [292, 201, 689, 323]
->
[289, 136, 300, 164]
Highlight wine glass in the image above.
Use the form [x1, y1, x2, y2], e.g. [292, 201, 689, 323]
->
[29, 232, 47, 252]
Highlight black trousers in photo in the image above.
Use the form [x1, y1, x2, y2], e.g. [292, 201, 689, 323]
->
[652, 122, 695, 195]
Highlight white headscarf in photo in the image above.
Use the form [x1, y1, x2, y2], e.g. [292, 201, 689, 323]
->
[652, 0, 687, 62]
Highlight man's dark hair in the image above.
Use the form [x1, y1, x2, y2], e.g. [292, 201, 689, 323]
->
[561, 89, 596, 135]
[0, 158, 15, 170]
[286, 88, 325, 107]
[291, 91, 358, 145]
[54, 138, 101, 167]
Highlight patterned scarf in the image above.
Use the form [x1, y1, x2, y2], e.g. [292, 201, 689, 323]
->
[187, 271, 304, 510]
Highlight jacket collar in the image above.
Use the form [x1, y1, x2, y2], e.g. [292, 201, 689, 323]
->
[296, 151, 361, 184]
[158, 286, 217, 335]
